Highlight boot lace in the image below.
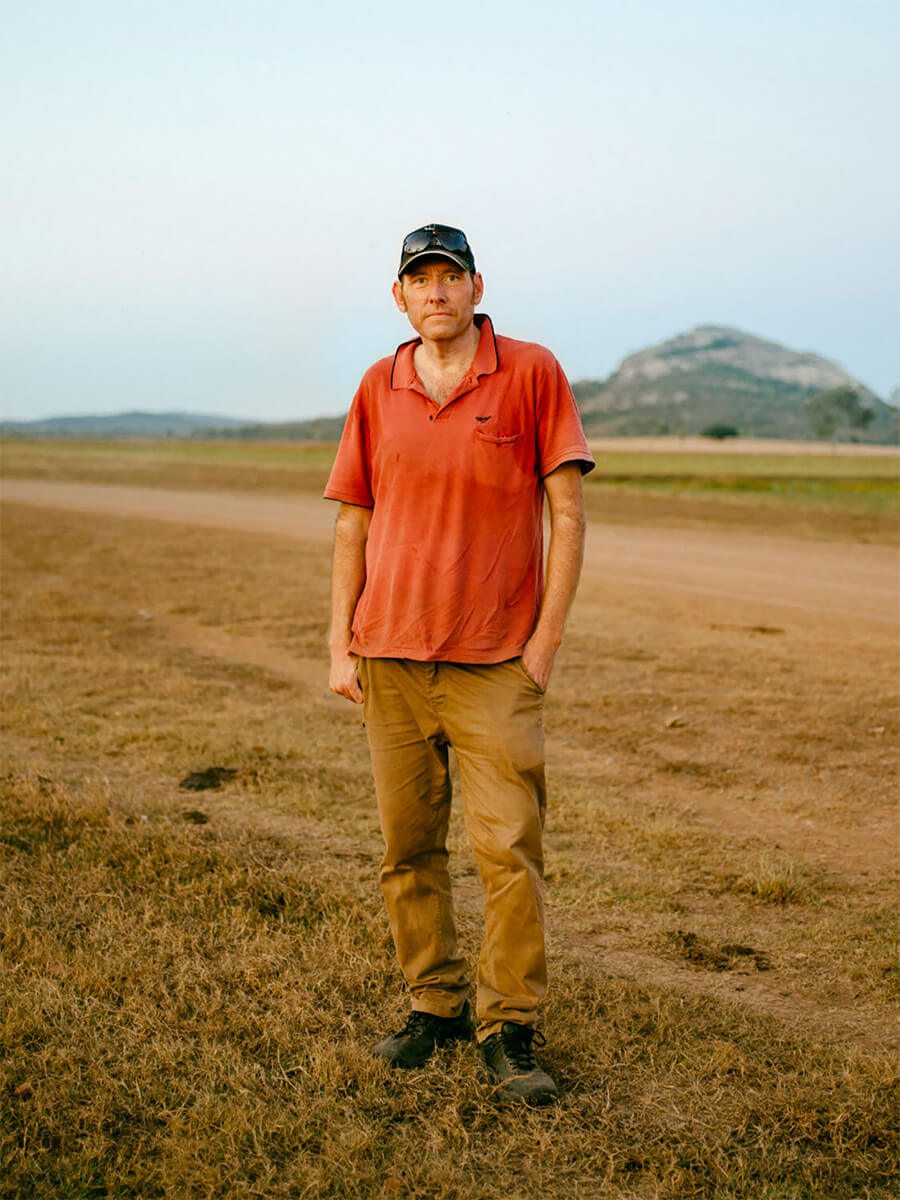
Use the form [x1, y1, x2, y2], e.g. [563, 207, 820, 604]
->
[501, 1025, 546, 1073]
[396, 1010, 437, 1037]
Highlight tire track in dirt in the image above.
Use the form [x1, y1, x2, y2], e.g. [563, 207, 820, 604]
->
[151, 610, 326, 690]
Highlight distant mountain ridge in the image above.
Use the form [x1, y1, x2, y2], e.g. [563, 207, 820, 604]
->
[573, 325, 897, 442]
[2, 327, 896, 443]
[0, 410, 249, 438]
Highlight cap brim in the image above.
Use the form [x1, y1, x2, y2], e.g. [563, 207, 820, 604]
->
[398, 250, 472, 278]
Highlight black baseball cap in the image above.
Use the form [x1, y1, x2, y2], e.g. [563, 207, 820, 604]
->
[398, 223, 476, 277]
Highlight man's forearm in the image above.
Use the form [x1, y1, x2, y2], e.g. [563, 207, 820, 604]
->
[522, 463, 586, 688]
[328, 503, 372, 702]
[329, 504, 371, 646]
[532, 509, 586, 649]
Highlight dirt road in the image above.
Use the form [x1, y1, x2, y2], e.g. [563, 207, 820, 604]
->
[3, 478, 897, 626]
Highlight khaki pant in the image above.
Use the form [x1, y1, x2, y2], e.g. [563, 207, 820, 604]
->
[358, 656, 547, 1040]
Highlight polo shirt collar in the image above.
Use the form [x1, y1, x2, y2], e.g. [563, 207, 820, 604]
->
[390, 313, 499, 393]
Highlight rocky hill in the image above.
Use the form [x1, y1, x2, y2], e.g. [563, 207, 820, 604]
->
[573, 325, 897, 442]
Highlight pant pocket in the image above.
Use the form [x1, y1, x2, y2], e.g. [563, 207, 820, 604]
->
[513, 656, 546, 695]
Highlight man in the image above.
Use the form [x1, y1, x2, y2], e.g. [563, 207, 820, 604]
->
[325, 223, 594, 1105]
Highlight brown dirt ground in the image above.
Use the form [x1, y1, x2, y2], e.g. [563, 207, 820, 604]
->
[2, 477, 898, 1054]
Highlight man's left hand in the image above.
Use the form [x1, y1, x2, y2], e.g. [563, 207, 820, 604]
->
[521, 636, 558, 692]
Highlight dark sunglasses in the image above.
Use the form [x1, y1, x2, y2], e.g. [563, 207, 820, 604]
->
[402, 226, 470, 256]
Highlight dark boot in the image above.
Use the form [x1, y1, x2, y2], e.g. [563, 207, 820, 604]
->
[479, 1023, 559, 1105]
[372, 1001, 475, 1069]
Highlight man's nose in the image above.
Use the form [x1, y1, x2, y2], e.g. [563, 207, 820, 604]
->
[426, 280, 448, 302]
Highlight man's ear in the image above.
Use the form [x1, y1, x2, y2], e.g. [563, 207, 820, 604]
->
[472, 272, 485, 305]
[392, 279, 407, 312]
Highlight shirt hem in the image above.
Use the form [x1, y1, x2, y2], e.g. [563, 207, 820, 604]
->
[351, 643, 526, 664]
[323, 488, 375, 507]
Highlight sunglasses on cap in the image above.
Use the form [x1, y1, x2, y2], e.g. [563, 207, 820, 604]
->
[402, 226, 470, 256]
[398, 224, 476, 276]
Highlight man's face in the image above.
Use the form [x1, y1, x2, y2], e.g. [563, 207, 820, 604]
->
[392, 257, 485, 342]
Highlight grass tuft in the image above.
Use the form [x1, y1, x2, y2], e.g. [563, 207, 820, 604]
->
[731, 857, 809, 905]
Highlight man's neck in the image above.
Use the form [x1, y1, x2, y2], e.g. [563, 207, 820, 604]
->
[416, 318, 481, 374]
[412, 319, 483, 407]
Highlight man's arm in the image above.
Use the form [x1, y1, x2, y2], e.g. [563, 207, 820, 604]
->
[521, 462, 586, 691]
[328, 502, 373, 703]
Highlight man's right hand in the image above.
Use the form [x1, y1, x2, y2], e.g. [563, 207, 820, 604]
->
[329, 650, 363, 704]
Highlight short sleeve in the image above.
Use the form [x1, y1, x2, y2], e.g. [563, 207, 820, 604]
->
[323, 388, 375, 507]
[535, 356, 595, 478]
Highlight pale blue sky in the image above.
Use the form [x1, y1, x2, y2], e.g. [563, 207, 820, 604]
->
[3, 0, 898, 421]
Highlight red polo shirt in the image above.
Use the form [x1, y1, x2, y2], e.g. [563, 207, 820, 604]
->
[324, 314, 594, 663]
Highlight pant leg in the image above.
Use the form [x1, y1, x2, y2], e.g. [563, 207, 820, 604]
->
[359, 657, 469, 1018]
[438, 658, 547, 1039]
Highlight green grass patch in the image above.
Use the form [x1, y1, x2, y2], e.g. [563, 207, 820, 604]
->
[587, 450, 899, 480]
[1, 436, 337, 470]
[586, 472, 899, 516]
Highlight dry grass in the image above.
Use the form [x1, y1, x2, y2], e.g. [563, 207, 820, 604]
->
[728, 857, 809, 906]
[1, 476, 899, 1198]
[3, 777, 896, 1200]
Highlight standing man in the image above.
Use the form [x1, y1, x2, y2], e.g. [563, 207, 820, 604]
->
[325, 223, 594, 1105]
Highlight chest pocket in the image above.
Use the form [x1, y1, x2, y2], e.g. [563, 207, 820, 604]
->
[469, 421, 534, 492]
[473, 428, 522, 446]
